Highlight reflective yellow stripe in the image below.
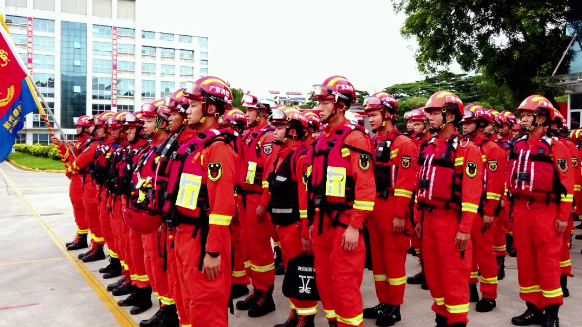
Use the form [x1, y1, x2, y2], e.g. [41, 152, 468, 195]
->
[182, 325, 192, 327]
[481, 276, 498, 284]
[415, 248, 421, 254]
[560, 260, 571, 268]
[341, 148, 351, 157]
[244, 260, 251, 268]
[300, 210, 307, 219]
[462, 202, 479, 213]
[324, 309, 336, 319]
[446, 303, 469, 313]
[433, 297, 444, 305]
[326, 167, 347, 197]
[130, 274, 138, 281]
[160, 297, 175, 305]
[262, 180, 269, 188]
[486, 192, 501, 200]
[337, 313, 363, 326]
[91, 234, 104, 242]
[373, 274, 386, 282]
[289, 300, 296, 310]
[481, 154, 487, 162]
[520, 285, 541, 293]
[562, 194, 573, 203]
[541, 288, 563, 298]
[493, 245, 506, 251]
[209, 214, 232, 226]
[470, 271, 478, 279]
[251, 262, 275, 272]
[390, 149, 399, 159]
[388, 276, 406, 285]
[507, 231, 513, 235]
[77, 228, 89, 234]
[353, 200, 374, 211]
[109, 250, 118, 259]
[137, 275, 149, 282]
[454, 157, 464, 166]
[575, 185, 581, 191]
[232, 270, 247, 277]
[394, 189, 413, 198]
[296, 305, 318, 315]
[273, 241, 280, 247]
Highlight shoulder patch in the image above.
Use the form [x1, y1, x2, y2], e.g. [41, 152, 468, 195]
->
[487, 159, 498, 172]
[359, 154, 371, 171]
[572, 156, 578, 168]
[401, 155, 412, 169]
[207, 162, 222, 182]
[557, 158, 568, 173]
[466, 161, 477, 178]
[263, 142, 272, 155]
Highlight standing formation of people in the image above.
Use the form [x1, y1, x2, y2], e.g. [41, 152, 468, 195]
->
[52, 75, 578, 327]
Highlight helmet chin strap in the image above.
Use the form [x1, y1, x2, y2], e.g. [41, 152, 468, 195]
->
[273, 138, 286, 145]
[430, 108, 454, 132]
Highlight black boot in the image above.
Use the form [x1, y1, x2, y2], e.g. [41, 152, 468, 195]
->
[497, 255, 506, 280]
[296, 314, 315, 327]
[107, 274, 126, 291]
[139, 302, 164, 327]
[376, 304, 400, 327]
[407, 246, 417, 256]
[363, 303, 383, 319]
[450, 323, 467, 327]
[248, 286, 276, 317]
[421, 282, 429, 290]
[469, 283, 480, 302]
[118, 290, 139, 307]
[231, 283, 250, 299]
[509, 248, 517, 257]
[157, 304, 179, 327]
[507, 234, 516, 257]
[275, 264, 286, 276]
[476, 298, 496, 312]
[67, 233, 88, 250]
[236, 287, 260, 310]
[542, 305, 560, 327]
[274, 245, 283, 268]
[407, 260, 426, 285]
[575, 233, 582, 240]
[82, 244, 106, 262]
[560, 275, 569, 298]
[511, 302, 543, 326]
[274, 309, 298, 327]
[434, 313, 447, 327]
[112, 278, 136, 296]
[78, 242, 95, 259]
[130, 286, 153, 315]
[329, 321, 338, 327]
[103, 258, 122, 279]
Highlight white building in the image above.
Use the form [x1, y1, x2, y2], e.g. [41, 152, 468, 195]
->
[1, 0, 209, 144]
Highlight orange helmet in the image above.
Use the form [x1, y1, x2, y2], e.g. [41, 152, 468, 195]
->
[304, 111, 322, 131]
[75, 115, 92, 127]
[570, 129, 582, 140]
[183, 76, 232, 113]
[122, 112, 144, 127]
[352, 112, 365, 127]
[517, 95, 555, 119]
[141, 99, 167, 118]
[424, 91, 464, 130]
[312, 76, 356, 108]
[406, 108, 427, 121]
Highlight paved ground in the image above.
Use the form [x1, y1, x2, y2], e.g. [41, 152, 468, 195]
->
[0, 161, 581, 327]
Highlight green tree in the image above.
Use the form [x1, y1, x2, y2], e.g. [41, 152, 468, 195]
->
[393, 0, 580, 105]
[231, 88, 246, 112]
[356, 89, 370, 104]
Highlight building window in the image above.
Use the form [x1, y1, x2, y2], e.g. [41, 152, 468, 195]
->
[117, 79, 134, 96]
[117, 105, 134, 111]
[142, 63, 155, 73]
[142, 46, 156, 56]
[12, 34, 26, 46]
[32, 133, 50, 145]
[92, 103, 112, 115]
[180, 66, 193, 76]
[20, 53, 26, 62]
[200, 52, 208, 59]
[33, 18, 55, 33]
[161, 48, 175, 58]
[92, 25, 112, 38]
[34, 73, 55, 98]
[160, 33, 174, 41]
[179, 35, 192, 43]
[33, 36, 55, 52]
[142, 80, 155, 98]
[160, 81, 174, 98]
[161, 64, 175, 74]
[117, 27, 135, 37]
[92, 77, 112, 100]
[61, 21, 87, 129]
[5, 15, 27, 26]
[93, 41, 112, 56]
[142, 31, 155, 39]
[117, 43, 135, 54]
[179, 82, 186, 88]
[92, 59, 112, 73]
[33, 55, 55, 70]
[15, 132, 26, 144]
[32, 114, 54, 128]
[200, 59, 208, 66]
[200, 68, 208, 76]
[118, 61, 134, 71]
[198, 37, 208, 49]
[180, 49, 194, 59]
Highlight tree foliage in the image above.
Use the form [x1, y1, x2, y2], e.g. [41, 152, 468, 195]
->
[231, 88, 246, 112]
[393, 0, 581, 104]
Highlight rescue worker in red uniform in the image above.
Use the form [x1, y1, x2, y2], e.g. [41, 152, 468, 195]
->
[403, 111, 414, 136]
[459, 105, 506, 313]
[362, 92, 418, 326]
[303, 112, 322, 146]
[415, 91, 483, 327]
[406, 108, 431, 291]
[507, 95, 574, 327]
[71, 113, 107, 260]
[307, 76, 376, 327]
[236, 94, 279, 317]
[163, 76, 237, 327]
[52, 115, 93, 250]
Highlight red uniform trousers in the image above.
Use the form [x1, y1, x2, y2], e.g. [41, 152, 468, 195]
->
[469, 215, 498, 299]
[82, 177, 104, 245]
[493, 206, 509, 256]
[410, 234, 423, 259]
[128, 228, 150, 287]
[70, 175, 89, 234]
[276, 223, 318, 316]
[242, 193, 275, 290]
[237, 196, 252, 278]
[143, 231, 172, 305]
[560, 213, 574, 277]
[175, 224, 231, 327]
[97, 187, 116, 257]
[423, 208, 472, 325]
[273, 227, 281, 252]
[109, 196, 123, 263]
[369, 196, 410, 305]
[513, 199, 563, 309]
[231, 218, 250, 285]
[165, 227, 190, 326]
[312, 211, 365, 327]
[119, 197, 132, 273]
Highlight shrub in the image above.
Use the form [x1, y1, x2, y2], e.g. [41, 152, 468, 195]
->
[12, 143, 61, 161]
[48, 147, 62, 160]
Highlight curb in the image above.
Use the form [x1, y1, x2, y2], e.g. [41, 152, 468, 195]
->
[6, 158, 66, 173]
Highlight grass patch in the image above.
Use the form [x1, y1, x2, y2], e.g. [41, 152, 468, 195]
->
[8, 151, 66, 170]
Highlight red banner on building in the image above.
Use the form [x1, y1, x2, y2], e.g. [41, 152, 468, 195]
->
[26, 17, 33, 76]
[111, 26, 118, 108]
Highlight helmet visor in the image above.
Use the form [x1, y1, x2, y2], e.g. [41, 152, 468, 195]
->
[141, 103, 157, 112]
[242, 94, 257, 107]
[269, 109, 286, 122]
[124, 113, 139, 124]
[183, 81, 203, 98]
[312, 84, 330, 97]
[164, 96, 174, 107]
[363, 96, 382, 109]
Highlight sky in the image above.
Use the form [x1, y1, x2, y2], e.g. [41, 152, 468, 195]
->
[140, 0, 425, 96]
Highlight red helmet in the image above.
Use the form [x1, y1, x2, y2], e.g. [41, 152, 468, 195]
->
[220, 108, 246, 131]
[269, 108, 309, 141]
[122, 112, 144, 127]
[460, 105, 493, 127]
[141, 99, 167, 119]
[570, 129, 582, 140]
[165, 89, 190, 114]
[107, 111, 129, 128]
[517, 95, 555, 119]
[424, 91, 464, 116]
[304, 111, 322, 131]
[513, 119, 522, 131]
[353, 112, 365, 127]
[183, 76, 233, 113]
[123, 207, 162, 235]
[75, 115, 92, 127]
[406, 108, 427, 121]
[95, 111, 115, 127]
[552, 108, 565, 125]
[363, 92, 399, 121]
[312, 76, 356, 108]
[242, 93, 271, 115]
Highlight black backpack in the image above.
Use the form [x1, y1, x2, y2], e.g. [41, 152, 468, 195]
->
[282, 253, 320, 301]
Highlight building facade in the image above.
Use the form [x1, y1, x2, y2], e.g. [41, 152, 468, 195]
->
[2, 0, 209, 144]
